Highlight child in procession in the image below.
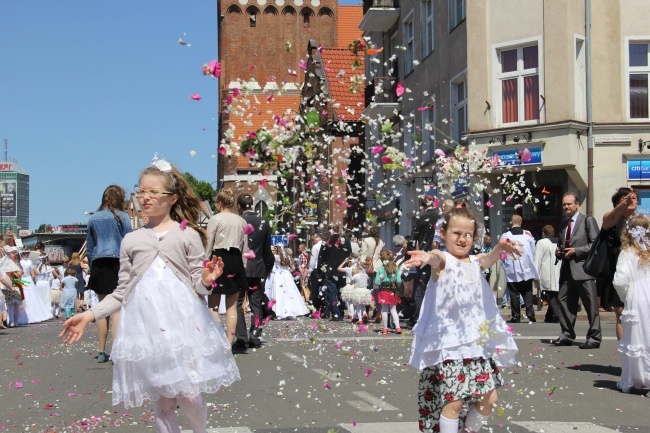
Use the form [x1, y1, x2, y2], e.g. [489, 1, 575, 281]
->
[375, 248, 403, 334]
[59, 159, 240, 433]
[405, 202, 520, 433]
[60, 266, 79, 320]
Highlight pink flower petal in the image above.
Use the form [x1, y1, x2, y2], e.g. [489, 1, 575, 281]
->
[311, 311, 321, 319]
[15, 382, 22, 389]
[434, 149, 445, 158]
[381, 156, 393, 164]
[243, 250, 256, 260]
[371, 146, 384, 154]
[486, 200, 494, 208]
[189, 93, 202, 101]
[364, 369, 372, 377]
[323, 382, 331, 390]
[288, 234, 298, 241]
[243, 224, 255, 235]
[218, 146, 227, 155]
[267, 299, 276, 309]
[519, 148, 532, 163]
[232, 88, 241, 97]
[298, 59, 307, 70]
[179, 219, 188, 230]
[396, 82, 405, 97]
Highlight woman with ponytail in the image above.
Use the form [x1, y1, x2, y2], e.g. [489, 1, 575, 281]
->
[205, 188, 250, 347]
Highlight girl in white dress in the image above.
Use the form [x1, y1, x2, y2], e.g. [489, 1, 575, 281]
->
[60, 160, 240, 433]
[405, 203, 521, 433]
[613, 214, 650, 396]
[265, 245, 309, 320]
[338, 256, 371, 324]
[19, 252, 53, 324]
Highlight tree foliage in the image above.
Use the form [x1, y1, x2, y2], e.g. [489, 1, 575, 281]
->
[184, 172, 216, 210]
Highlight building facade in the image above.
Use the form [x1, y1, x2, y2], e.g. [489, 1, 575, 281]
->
[361, 0, 650, 242]
[0, 162, 29, 233]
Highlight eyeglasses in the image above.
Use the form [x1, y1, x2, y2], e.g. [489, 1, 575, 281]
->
[134, 188, 175, 198]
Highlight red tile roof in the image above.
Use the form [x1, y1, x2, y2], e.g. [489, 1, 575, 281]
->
[337, 6, 364, 49]
[321, 48, 365, 121]
[225, 92, 302, 170]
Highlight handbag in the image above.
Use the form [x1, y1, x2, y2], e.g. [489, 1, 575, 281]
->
[582, 228, 615, 280]
[365, 243, 379, 275]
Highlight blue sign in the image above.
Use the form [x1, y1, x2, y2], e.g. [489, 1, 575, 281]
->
[271, 235, 289, 246]
[637, 189, 650, 215]
[492, 146, 543, 167]
[627, 159, 650, 180]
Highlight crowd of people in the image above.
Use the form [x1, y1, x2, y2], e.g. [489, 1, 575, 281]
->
[2, 154, 648, 433]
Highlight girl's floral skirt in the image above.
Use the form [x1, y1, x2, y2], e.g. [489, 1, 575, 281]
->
[418, 357, 503, 433]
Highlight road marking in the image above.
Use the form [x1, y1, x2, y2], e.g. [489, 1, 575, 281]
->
[345, 391, 398, 412]
[182, 428, 253, 433]
[274, 335, 618, 342]
[283, 352, 343, 380]
[511, 421, 620, 432]
[339, 422, 417, 432]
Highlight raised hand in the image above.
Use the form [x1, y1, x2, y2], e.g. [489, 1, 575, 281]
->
[404, 250, 432, 269]
[202, 256, 224, 286]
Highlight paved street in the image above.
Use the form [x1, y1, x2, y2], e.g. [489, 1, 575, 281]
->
[1, 314, 647, 433]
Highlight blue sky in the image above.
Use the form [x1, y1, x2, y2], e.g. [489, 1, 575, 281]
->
[2, 0, 360, 230]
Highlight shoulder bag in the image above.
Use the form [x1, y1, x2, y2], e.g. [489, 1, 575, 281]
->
[582, 226, 615, 280]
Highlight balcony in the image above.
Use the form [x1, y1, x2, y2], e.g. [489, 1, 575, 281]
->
[362, 76, 400, 119]
[359, 0, 400, 33]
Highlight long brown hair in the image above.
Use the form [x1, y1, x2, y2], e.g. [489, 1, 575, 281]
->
[98, 185, 126, 221]
[379, 248, 397, 276]
[140, 164, 207, 246]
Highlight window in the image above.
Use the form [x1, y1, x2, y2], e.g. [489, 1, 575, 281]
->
[246, 6, 259, 27]
[629, 42, 650, 119]
[498, 44, 540, 124]
[448, 0, 465, 30]
[421, 0, 434, 58]
[254, 200, 269, 217]
[403, 13, 414, 75]
[452, 77, 467, 143]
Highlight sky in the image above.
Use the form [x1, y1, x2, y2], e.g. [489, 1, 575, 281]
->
[2, 0, 359, 230]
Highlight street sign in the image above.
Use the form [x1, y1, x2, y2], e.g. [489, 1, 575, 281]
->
[271, 235, 289, 246]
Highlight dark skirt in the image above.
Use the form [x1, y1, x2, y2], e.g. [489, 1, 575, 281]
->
[210, 248, 249, 295]
[88, 258, 120, 295]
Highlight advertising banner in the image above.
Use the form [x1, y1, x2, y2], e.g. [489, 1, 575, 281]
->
[0, 181, 17, 217]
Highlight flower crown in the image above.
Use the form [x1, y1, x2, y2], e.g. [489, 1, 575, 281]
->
[627, 224, 650, 251]
[151, 153, 176, 188]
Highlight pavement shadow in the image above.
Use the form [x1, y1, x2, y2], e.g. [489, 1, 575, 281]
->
[567, 363, 622, 376]
[593, 379, 621, 391]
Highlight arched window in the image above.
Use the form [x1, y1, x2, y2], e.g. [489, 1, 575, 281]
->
[226, 4, 242, 14]
[318, 7, 333, 17]
[254, 200, 269, 217]
[282, 5, 296, 16]
[301, 7, 314, 26]
[246, 6, 260, 27]
[264, 5, 278, 15]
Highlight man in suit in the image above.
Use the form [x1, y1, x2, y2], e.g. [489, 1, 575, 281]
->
[500, 215, 540, 323]
[317, 225, 351, 321]
[408, 197, 452, 327]
[553, 192, 601, 349]
[234, 194, 275, 349]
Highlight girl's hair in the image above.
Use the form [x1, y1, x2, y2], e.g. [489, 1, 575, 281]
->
[65, 266, 76, 277]
[215, 188, 235, 208]
[440, 201, 479, 240]
[140, 164, 207, 246]
[98, 185, 126, 221]
[276, 245, 292, 267]
[621, 214, 650, 266]
[70, 252, 81, 266]
[367, 226, 380, 241]
[379, 248, 397, 275]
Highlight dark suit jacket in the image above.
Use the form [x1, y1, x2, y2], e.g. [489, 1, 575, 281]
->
[317, 233, 351, 281]
[558, 213, 599, 281]
[241, 210, 274, 278]
[410, 208, 438, 251]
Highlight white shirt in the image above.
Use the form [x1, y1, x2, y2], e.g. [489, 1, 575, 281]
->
[500, 230, 540, 283]
[308, 241, 322, 273]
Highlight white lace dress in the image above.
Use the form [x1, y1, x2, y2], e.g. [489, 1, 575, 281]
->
[410, 253, 518, 370]
[613, 249, 650, 391]
[19, 260, 53, 324]
[340, 270, 372, 305]
[264, 255, 309, 319]
[110, 244, 240, 408]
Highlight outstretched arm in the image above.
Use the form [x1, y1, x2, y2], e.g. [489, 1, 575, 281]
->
[477, 238, 523, 270]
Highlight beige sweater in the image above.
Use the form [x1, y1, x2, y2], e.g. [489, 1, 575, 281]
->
[90, 223, 212, 322]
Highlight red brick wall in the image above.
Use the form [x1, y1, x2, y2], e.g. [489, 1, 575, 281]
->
[219, 0, 338, 87]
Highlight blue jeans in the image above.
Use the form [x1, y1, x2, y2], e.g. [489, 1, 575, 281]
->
[323, 278, 342, 318]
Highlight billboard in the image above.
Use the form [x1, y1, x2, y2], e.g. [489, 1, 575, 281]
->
[0, 181, 16, 217]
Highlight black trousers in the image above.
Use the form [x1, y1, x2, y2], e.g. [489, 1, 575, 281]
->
[309, 269, 325, 311]
[412, 265, 431, 325]
[558, 272, 601, 343]
[507, 279, 534, 320]
[544, 291, 560, 322]
[235, 277, 269, 345]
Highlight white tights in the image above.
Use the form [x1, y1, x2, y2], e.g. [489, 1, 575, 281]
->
[381, 304, 400, 329]
[6, 301, 20, 326]
[51, 301, 60, 318]
[154, 395, 208, 433]
[355, 304, 366, 321]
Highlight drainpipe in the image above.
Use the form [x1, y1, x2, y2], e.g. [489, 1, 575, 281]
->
[586, 0, 594, 216]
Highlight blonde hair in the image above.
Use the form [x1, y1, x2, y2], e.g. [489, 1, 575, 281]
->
[70, 252, 81, 266]
[216, 188, 235, 208]
[621, 214, 650, 267]
[140, 164, 207, 246]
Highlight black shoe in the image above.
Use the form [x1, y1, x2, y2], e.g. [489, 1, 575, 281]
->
[248, 338, 262, 348]
[231, 340, 248, 352]
[552, 338, 573, 346]
[578, 341, 600, 349]
[544, 318, 559, 323]
[507, 318, 521, 323]
[526, 315, 537, 323]
[331, 316, 344, 322]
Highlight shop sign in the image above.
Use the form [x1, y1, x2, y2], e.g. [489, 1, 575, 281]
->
[626, 159, 650, 180]
[492, 146, 543, 167]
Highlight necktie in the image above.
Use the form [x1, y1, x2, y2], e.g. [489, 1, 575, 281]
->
[565, 218, 573, 248]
